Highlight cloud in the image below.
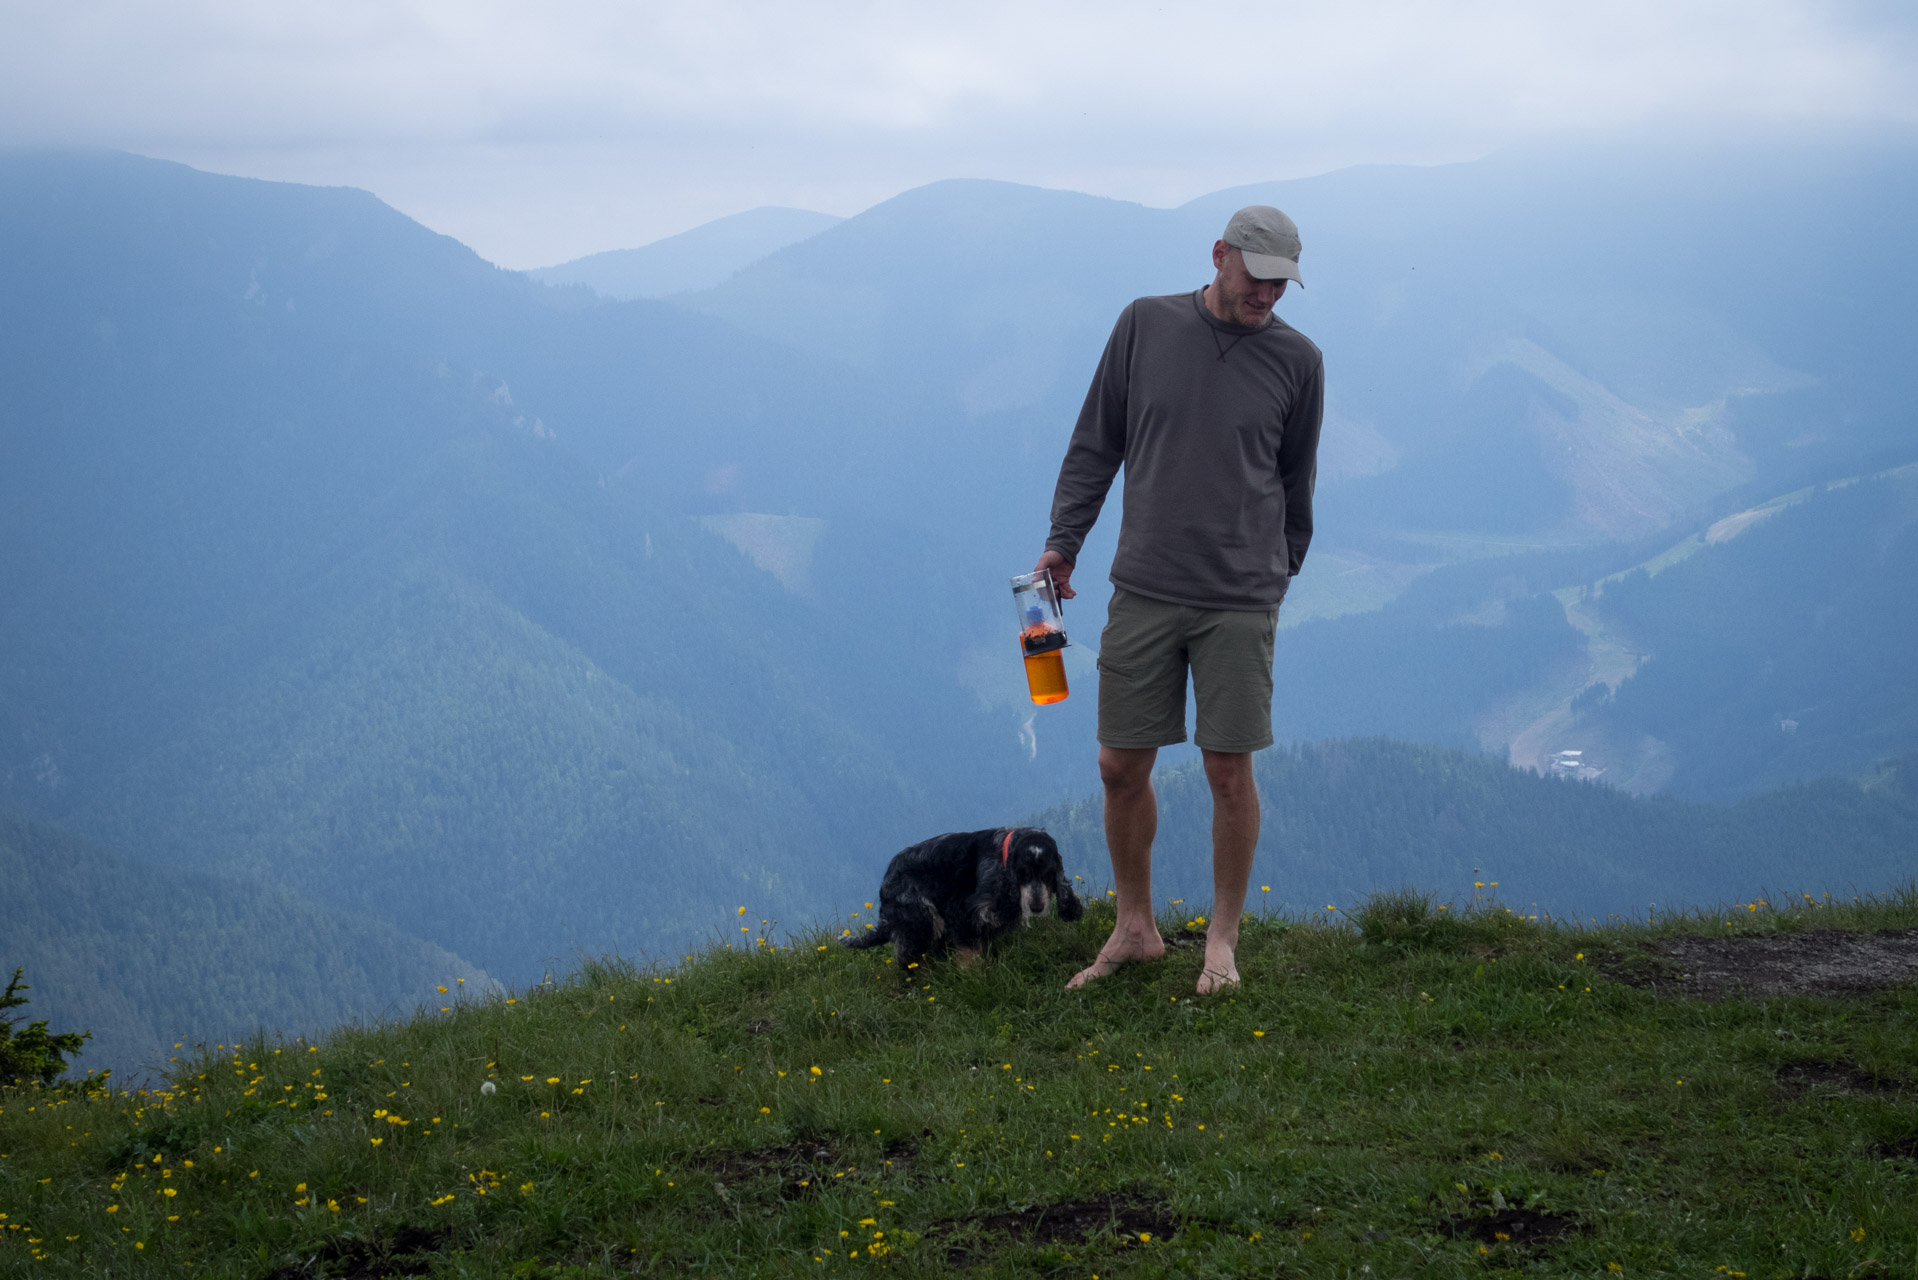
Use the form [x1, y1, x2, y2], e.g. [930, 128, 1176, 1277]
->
[4, 0, 1913, 266]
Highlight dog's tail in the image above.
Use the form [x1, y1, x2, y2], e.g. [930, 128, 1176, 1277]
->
[838, 920, 892, 950]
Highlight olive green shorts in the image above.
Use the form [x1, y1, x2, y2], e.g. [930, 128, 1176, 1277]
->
[1096, 587, 1280, 753]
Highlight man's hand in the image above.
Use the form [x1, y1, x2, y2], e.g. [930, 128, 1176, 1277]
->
[1034, 548, 1076, 599]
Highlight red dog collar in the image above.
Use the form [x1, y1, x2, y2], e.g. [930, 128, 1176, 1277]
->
[1000, 828, 1019, 865]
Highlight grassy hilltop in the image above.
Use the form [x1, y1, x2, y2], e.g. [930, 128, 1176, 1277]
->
[2, 889, 1916, 1278]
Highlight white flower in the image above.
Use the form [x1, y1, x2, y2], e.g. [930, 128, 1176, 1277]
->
[480, 1081, 497, 1096]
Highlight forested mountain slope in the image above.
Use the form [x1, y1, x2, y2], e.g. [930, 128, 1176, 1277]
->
[1039, 739, 1918, 921]
[0, 814, 485, 1078]
[0, 149, 1099, 991]
[1254, 464, 1918, 799]
[1577, 468, 1918, 799]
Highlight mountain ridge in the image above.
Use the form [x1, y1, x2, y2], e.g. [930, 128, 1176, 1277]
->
[528, 205, 844, 300]
[0, 812, 489, 1080]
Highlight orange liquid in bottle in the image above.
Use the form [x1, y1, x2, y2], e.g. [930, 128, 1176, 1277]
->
[1023, 649, 1069, 705]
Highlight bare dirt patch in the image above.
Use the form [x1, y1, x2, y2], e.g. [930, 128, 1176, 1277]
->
[699, 1130, 927, 1200]
[1601, 930, 1918, 1000]
[928, 1192, 1177, 1267]
[879, 1130, 927, 1171]
[1774, 1060, 1910, 1097]
[1442, 1206, 1583, 1247]
[700, 1140, 853, 1198]
[1874, 1136, 1918, 1161]
[264, 1225, 448, 1279]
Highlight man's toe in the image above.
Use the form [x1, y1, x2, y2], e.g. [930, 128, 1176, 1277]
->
[1196, 966, 1241, 995]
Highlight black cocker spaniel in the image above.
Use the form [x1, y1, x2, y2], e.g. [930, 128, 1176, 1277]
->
[839, 827, 1083, 967]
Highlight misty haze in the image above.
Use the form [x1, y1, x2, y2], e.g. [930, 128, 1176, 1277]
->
[3, 138, 1914, 1072]
[3, 6, 1917, 1271]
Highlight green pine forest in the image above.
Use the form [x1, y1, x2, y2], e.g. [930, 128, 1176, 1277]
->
[10, 735, 1917, 1079]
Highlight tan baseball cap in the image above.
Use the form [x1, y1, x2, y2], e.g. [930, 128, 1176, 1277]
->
[1223, 205, 1304, 285]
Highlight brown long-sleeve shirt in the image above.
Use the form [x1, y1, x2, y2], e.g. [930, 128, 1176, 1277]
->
[1046, 288, 1324, 611]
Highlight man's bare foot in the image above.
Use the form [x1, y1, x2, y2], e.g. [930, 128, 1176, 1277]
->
[1196, 936, 1240, 994]
[1066, 924, 1165, 990]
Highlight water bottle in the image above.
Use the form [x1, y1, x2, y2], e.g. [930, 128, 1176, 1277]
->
[1010, 569, 1069, 705]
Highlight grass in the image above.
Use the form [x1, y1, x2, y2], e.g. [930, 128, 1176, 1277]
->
[3, 886, 1916, 1277]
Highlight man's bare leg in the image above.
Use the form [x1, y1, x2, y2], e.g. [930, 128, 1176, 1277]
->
[1197, 748, 1259, 994]
[1067, 746, 1166, 989]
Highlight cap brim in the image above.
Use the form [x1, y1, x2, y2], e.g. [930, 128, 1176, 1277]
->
[1240, 249, 1303, 284]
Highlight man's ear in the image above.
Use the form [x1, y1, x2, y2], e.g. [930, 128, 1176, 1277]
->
[1212, 239, 1229, 270]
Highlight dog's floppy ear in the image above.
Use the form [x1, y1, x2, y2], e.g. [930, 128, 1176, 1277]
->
[1052, 860, 1085, 921]
[966, 833, 1021, 939]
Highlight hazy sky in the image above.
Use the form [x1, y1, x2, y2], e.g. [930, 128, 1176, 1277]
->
[4, 0, 1914, 267]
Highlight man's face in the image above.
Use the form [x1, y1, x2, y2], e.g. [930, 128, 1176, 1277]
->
[1209, 242, 1288, 326]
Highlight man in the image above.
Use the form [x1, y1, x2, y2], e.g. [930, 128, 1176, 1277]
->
[1035, 205, 1323, 995]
